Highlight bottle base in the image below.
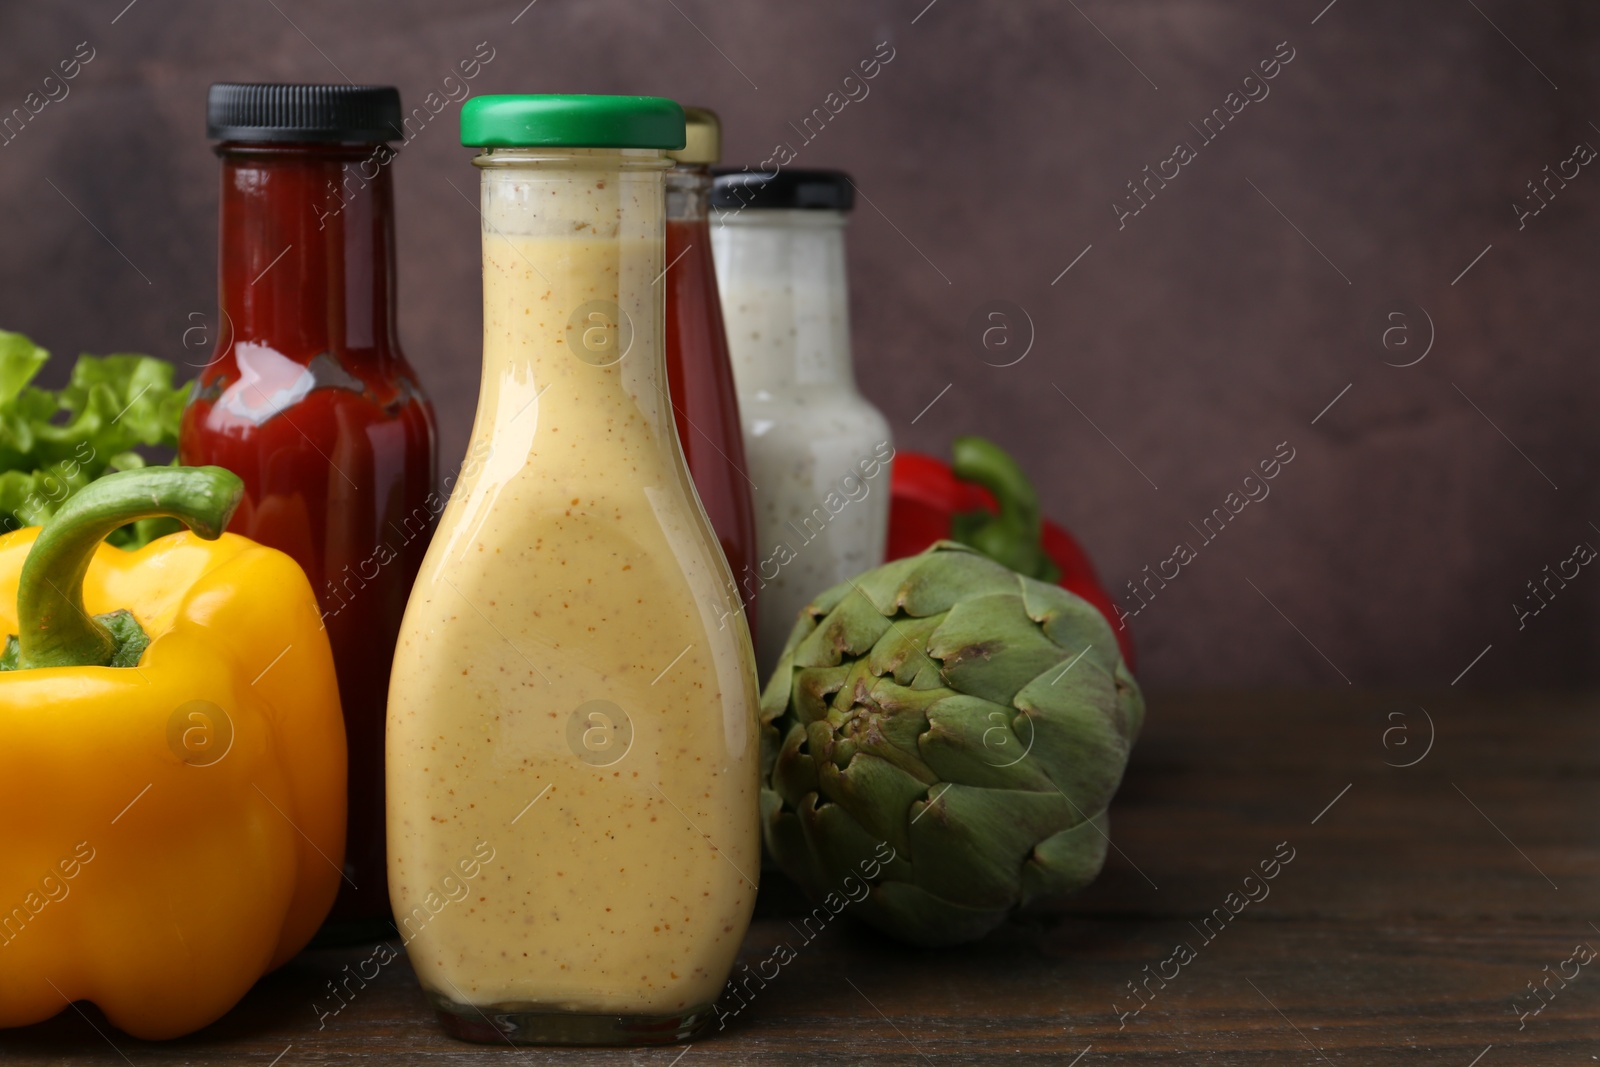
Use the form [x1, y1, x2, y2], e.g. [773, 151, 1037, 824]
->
[431, 994, 714, 1046]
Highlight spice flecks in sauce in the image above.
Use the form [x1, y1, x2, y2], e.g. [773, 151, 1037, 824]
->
[389, 154, 759, 1016]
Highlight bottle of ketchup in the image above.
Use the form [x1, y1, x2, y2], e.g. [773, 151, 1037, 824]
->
[665, 108, 759, 644]
[182, 84, 438, 941]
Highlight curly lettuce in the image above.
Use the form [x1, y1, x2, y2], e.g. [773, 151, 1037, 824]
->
[0, 329, 191, 549]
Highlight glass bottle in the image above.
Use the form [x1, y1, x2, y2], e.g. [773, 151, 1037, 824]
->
[180, 83, 438, 942]
[388, 96, 760, 1047]
[710, 170, 894, 676]
[664, 108, 759, 646]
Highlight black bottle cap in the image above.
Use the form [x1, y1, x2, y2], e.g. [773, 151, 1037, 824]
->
[207, 83, 402, 144]
[710, 168, 854, 211]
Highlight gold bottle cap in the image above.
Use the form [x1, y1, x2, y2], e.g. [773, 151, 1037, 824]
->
[669, 107, 721, 165]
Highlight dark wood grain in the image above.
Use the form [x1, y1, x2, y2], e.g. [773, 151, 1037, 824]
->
[3, 690, 1595, 1064]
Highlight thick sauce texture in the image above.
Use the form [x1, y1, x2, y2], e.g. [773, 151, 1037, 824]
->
[388, 173, 760, 1016]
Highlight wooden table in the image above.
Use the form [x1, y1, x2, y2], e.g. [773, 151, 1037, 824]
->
[5, 690, 1595, 1064]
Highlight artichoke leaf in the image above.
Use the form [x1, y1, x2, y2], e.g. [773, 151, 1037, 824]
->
[865, 612, 945, 685]
[765, 793, 832, 900]
[760, 643, 803, 781]
[792, 586, 893, 668]
[817, 744, 935, 857]
[1020, 808, 1112, 908]
[909, 783, 1073, 908]
[843, 552, 923, 615]
[828, 656, 885, 717]
[1114, 659, 1145, 743]
[793, 664, 851, 725]
[1022, 577, 1122, 669]
[906, 654, 945, 690]
[829, 670, 940, 766]
[795, 786, 910, 890]
[927, 592, 1064, 704]
[803, 718, 837, 769]
[898, 542, 1016, 617]
[760, 782, 783, 824]
[771, 722, 820, 807]
[918, 694, 1057, 792]
[1014, 664, 1135, 812]
[801, 575, 857, 620]
[840, 672, 948, 721]
[759, 714, 782, 783]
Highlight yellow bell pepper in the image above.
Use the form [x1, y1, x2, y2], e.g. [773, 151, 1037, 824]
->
[0, 466, 346, 1040]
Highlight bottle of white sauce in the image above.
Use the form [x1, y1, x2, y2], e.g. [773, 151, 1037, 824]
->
[710, 169, 894, 678]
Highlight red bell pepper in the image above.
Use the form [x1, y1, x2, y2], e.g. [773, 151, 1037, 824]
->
[887, 437, 1136, 671]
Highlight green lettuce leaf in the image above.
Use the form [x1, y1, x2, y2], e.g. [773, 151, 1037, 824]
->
[0, 330, 190, 549]
[0, 330, 49, 405]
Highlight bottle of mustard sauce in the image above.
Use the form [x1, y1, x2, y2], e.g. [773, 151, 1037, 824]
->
[387, 95, 760, 1047]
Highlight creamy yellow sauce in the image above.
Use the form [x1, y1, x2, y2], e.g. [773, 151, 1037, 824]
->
[388, 163, 760, 1016]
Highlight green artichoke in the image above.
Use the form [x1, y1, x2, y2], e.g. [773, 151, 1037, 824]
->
[760, 541, 1144, 947]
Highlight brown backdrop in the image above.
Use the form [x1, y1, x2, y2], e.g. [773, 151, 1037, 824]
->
[0, 0, 1592, 688]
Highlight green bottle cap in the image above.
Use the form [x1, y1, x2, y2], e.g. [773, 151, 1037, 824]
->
[460, 95, 686, 149]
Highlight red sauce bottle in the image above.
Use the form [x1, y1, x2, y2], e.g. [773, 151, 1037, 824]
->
[181, 84, 437, 940]
[665, 108, 758, 643]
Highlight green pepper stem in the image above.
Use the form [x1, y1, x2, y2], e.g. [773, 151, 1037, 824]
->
[952, 436, 1042, 533]
[15, 466, 243, 670]
[949, 435, 1059, 583]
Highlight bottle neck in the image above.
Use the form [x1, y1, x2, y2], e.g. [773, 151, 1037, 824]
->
[666, 165, 709, 221]
[216, 142, 400, 368]
[473, 147, 673, 437]
[711, 210, 856, 391]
